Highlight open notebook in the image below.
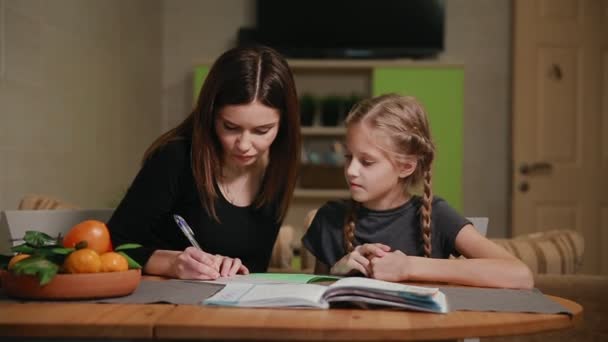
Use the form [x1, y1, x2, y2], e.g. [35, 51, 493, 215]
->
[203, 277, 448, 313]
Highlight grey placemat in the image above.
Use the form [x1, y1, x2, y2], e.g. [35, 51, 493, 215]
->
[440, 286, 572, 315]
[0, 280, 572, 315]
[101, 282, 573, 315]
[96, 280, 224, 304]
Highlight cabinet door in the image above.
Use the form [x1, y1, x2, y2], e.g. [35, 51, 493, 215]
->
[373, 67, 464, 211]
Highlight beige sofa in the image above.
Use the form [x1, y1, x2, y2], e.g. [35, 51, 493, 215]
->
[487, 230, 608, 341]
[269, 226, 607, 341]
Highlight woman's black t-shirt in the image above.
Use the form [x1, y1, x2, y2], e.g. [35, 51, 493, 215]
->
[107, 139, 281, 272]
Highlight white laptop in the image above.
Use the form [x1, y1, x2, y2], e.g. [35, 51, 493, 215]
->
[0, 209, 114, 255]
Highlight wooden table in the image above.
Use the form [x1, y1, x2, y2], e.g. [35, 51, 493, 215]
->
[0, 295, 582, 341]
[0, 303, 174, 339]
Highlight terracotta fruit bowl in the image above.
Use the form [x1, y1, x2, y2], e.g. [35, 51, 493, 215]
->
[0, 269, 141, 300]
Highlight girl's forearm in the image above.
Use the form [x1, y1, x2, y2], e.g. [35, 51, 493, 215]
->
[143, 250, 180, 277]
[407, 257, 534, 289]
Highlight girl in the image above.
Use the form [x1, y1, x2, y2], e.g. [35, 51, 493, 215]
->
[108, 46, 300, 280]
[302, 94, 533, 289]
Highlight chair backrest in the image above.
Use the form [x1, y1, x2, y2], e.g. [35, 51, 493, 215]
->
[467, 217, 489, 236]
[18, 194, 77, 210]
[0, 209, 114, 254]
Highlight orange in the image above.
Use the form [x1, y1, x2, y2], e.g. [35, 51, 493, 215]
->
[8, 254, 30, 270]
[62, 220, 111, 255]
[99, 252, 128, 272]
[63, 248, 101, 273]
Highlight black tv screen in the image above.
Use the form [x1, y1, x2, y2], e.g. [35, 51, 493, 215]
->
[251, 0, 445, 59]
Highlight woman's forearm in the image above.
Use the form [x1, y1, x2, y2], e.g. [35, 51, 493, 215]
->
[407, 257, 534, 289]
[143, 250, 180, 277]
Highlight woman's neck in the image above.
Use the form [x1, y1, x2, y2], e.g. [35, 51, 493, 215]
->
[219, 159, 266, 207]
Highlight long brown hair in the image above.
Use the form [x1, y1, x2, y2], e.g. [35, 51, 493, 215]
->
[143, 46, 300, 223]
[343, 94, 435, 257]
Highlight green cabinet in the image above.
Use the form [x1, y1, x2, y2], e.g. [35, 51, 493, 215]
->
[373, 67, 464, 210]
[193, 66, 209, 101]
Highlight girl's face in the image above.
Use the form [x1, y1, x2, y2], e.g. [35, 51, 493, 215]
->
[215, 101, 280, 169]
[344, 122, 416, 210]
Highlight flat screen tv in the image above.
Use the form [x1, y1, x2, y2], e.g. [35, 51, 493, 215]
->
[245, 0, 445, 59]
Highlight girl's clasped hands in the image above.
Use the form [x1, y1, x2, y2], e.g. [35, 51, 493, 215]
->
[330, 243, 411, 281]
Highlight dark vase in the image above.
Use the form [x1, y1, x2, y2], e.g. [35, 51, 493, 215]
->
[344, 94, 363, 115]
[320, 96, 342, 126]
[299, 94, 316, 126]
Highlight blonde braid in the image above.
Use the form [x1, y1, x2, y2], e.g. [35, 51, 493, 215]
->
[420, 169, 433, 257]
[343, 201, 359, 253]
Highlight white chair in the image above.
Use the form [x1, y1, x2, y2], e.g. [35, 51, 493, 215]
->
[467, 217, 489, 236]
[0, 209, 114, 255]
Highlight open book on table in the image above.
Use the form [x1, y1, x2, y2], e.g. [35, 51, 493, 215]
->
[203, 276, 448, 313]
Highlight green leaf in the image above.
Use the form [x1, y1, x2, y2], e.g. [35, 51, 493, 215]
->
[50, 247, 74, 255]
[23, 231, 59, 247]
[12, 256, 59, 286]
[11, 244, 36, 254]
[117, 251, 142, 269]
[11, 242, 71, 259]
[114, 243, 142, 251]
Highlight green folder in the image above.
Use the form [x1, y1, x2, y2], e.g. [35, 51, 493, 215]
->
[249, 273, 341, 284]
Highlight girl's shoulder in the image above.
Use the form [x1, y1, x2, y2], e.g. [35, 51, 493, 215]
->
[410, 195, 451, 210]
[431, 196, 450, 209]
[312, 200, 349, 228]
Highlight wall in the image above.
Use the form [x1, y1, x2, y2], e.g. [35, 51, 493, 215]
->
[162, 0, 513, 237]
[0, 0, 512, 237]
[0, 0, 162, 210]
[161, 0, 255, 130]
[443, 0, 512, 237]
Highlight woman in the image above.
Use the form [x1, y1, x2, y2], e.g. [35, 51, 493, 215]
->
[108, 46, 301, 280]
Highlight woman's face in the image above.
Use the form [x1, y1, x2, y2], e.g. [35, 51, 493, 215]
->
[215, 101, 281, 169]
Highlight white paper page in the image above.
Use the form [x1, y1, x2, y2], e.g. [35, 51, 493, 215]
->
[202, 282, 255, 305]
[240, 284, 327, 305]
[203, 283, 329, 308]
[330, 277, 438, 296]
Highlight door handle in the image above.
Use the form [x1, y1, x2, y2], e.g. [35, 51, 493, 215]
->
[519, 162, 553, 175]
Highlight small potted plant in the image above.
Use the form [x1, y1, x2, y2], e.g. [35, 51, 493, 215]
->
[299, 94, 316, 126]
[320, 95, 343, 126]
[344, 93, 363, 115]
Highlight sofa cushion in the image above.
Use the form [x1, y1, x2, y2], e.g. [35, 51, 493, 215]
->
[491, 230, 584, 274]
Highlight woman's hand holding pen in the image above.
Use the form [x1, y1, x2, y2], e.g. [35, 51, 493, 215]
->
[217, 255, 249, 277]
[330, 243, 390, 276]
[170, 215, 249, 279]
[170, 247, 249, 280]
[170, 247, 221, 279]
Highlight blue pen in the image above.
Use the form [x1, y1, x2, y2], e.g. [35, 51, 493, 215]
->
[173, 214, 202, 250]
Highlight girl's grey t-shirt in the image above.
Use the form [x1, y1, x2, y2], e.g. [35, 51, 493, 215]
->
[302, 196, 471, 267]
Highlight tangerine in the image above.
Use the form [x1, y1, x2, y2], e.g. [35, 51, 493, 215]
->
[63, 220, 111, 254]
[8, 254, 30, 270]
[100, 252, 128, 272]
[63, 248, 101, 273]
